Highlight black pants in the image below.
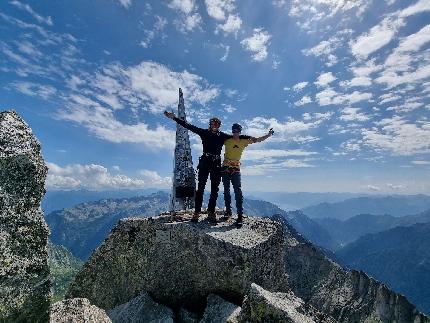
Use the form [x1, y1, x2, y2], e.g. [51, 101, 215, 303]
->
[195, 155, 221, 213]
[222, 170, 243, 216]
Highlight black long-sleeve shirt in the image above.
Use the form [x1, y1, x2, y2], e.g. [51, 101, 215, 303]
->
[173, 117, 249, 156]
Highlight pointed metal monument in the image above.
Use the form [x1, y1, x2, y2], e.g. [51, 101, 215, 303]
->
[170, 88, 196, 214]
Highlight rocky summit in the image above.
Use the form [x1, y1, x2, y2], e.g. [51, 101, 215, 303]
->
[67, 214, 289, 311]
[67, 212, 430, 323]
[0, 110, 51, 322]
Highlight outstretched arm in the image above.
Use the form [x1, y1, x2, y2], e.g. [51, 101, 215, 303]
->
[250, 128, 274, 144]
[164, 111, 205, 136]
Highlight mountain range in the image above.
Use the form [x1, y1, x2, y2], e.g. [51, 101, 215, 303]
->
[302, 195, 430, 220]
[336, 222, 430, 315]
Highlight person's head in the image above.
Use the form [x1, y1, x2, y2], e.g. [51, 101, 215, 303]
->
[209, 117, 221, 132]
[232, 123, 242, 138]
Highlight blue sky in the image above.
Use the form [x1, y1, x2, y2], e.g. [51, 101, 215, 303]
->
[1, 0, 429, 193]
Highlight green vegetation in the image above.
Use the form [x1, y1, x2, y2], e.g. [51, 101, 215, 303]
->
[48, 241, 83, 303]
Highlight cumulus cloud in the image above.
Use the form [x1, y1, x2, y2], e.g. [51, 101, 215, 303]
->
[216, 14, 242, 35]
[240, 28, 271, 61]
[339, 107, 370, 122]
[315, 72, 337, 87]
[168, 0, 202, 32]
[362, 116, 430, 155]
[315, 87, 372, 106]
[138, 169, 172, 186]
[289, 0, 371, 31]
[350, 0, 430, 59]
[292, 81, 309, 92]
[46, 162, 147, 190]
[57, 105, 176, 149]
[204, 0, 242, 35]
[302, 29, 352, 66]
[294, 96, 312, 106]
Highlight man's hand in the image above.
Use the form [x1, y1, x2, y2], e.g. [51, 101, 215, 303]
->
[268, 128, 274, 136]
[164, 111, 176, 119]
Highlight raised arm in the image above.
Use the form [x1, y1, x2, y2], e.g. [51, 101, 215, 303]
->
[164, 111, 205, 136]
[250, 128, 274, 144]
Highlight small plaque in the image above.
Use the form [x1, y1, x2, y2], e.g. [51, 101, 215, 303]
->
[155, 230, 171, 243]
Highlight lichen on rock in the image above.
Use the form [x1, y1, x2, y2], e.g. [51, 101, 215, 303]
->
[50, 298, 111, 323]
[67, 215, 288, 311]
[0, 110, 50, 322]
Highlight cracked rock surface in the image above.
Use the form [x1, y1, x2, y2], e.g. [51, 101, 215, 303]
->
[0, 110, 50, 322]
[67, 215, 288, 311]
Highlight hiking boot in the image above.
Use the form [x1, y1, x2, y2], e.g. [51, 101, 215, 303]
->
[220, 209, 232, 221]
[207, 211, 218, 224]
[235, 215, 243, 227]
[190, 212, 200, 223]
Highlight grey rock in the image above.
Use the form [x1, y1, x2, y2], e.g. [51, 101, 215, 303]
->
[277, 216, 430, 323]
[67, 215, 288, 311]
[107, 292, 174, 323]
[0, 110, 50, 322]
[200, 294, 241, 323]
[178, 308, 199, 323]
[50, 298, 111, 323]
[239, 283, 336, 323]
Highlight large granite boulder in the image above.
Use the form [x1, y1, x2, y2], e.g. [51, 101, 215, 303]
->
[239, 283, 336, 323]
[50, 298, 111, 323]
[200, 294, 241, 323]
[276, 216, 430, 323]
[107, 292, 174, 322]
[0, 110, 50, 322]
[67, 215, 288, 311]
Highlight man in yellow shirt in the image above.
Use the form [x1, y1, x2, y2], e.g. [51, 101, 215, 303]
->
[222, 123, 274, 225]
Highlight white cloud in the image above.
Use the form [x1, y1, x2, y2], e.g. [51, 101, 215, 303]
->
[292, 81, 309, 92]
[241, 159, 315, 175]
[57, 105, 175, 149]
[289, 0, 371, 31]
[339, 107, 370, 122]
[242, 149, 318, 161]
[168, 0, 195, 14]
[117, 0, 132, 8]
[387, 183, 404, 190]
[362, 116, 430, 155]
[315, 72, 336, 87]
[350, 15, 405, 59]
[46, 162, 147, 191]
[367, 184, 381, 191]
[294, 96, 312, 106]
[315, 87, 372, 106]
[220, 44, 230, 61]
[138, 169, 171, 186]
[340, 76, 372, 88]
[378, 93, 401, 104]
[10, 0, 53, 25]
[204, 0, 235, 21]
[10, 81, 57, 100]
[350, 0, 430, 59]
[240, 28, 271, 62]
[216, 14, 242, 35]
[140, 16, 167, 48]
[302, 29, 352, 66]
[222, 104, 236, 113]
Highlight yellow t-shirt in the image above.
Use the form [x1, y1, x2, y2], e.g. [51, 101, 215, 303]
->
[223, 138, 250, 166]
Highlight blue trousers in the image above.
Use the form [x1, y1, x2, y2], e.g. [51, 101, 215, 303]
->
[222, 170, 243, 216]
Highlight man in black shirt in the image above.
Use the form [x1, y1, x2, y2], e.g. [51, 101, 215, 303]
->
[164, 111, 249, 223]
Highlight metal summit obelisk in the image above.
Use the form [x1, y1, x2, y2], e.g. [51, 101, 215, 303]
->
[170, 88, 196, 213]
